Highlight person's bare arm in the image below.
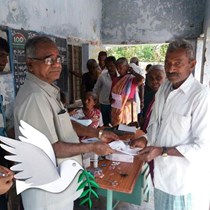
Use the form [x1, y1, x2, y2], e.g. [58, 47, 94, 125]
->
[52, 141, 114, 158]
[69, 70, 82, 78]
[129, 67, 144, 85]
[137, 146, 183, 162]
[71, 120, 119, 143]
[71, 120, 99, 136]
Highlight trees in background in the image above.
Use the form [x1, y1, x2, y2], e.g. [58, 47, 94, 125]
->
[106, 44, 168, 63]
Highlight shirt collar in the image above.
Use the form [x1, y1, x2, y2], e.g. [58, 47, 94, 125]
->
[169, 74, 194, 94]
[178, 74, 195, 94]
[26, 72, 60, 98]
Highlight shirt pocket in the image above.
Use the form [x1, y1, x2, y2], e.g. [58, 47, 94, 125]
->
[56, 112, 75, 141]
[170, 112, 191, 141]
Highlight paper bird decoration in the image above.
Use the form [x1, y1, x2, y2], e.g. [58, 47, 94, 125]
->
[0, 120, 83, 194]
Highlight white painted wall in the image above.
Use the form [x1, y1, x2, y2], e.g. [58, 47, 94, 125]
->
[0, 0, 102, 128]
[0, 0, 102, 41]
[202, 0, 210, 87]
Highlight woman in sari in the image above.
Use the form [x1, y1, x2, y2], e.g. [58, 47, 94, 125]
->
[111, 57, 144, 126]
[141, 65, 165, 132]
[139, 65, 165, 184]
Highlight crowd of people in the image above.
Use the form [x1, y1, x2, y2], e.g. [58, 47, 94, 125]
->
[0, 35, 210, 210]
[77, 49, 157, 130]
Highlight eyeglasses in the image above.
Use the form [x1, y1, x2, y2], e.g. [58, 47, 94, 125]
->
[29, 55, 64, 65]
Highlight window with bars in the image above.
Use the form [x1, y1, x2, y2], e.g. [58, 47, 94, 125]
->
[68, 44, 82, 104]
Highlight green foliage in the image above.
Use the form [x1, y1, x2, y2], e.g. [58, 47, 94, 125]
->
[77, 170, 99, 209]
[106, 44, 168, 62]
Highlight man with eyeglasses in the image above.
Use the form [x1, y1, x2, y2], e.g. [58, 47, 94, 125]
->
[13, 36, 118, 210]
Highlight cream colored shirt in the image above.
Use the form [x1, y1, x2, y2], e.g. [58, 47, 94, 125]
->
[14, 73, 82, 210]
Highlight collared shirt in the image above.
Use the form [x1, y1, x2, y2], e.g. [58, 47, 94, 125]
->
[147, 74, 210, 195]
[14, 73, 82, 209]
[93, 71, 113, 105]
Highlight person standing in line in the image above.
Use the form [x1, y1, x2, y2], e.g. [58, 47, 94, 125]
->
[130, 39, 210, 210]
[97, 51, 107, 73]
[111, 57, 144, 126]
[81, 59, 100, 98]
[130, 57, 146, 120]
[93, 56, 118, 126]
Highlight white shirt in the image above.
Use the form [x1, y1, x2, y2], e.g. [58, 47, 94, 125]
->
[147, 74, 210, 195]
[93, 72, 113, 105]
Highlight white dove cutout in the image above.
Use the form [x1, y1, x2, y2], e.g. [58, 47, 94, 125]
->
[0, 120, 83, 194]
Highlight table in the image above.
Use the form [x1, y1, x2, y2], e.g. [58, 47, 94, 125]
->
[86, 129, 150, 210]
[90, 157, 149, 210]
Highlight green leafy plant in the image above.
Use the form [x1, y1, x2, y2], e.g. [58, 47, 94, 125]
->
[77, 170, 99, 209]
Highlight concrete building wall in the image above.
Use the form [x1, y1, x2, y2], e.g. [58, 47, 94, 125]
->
[0, 0, 103, 127]
[202, 0, 210, 87]
[101, 0, 206, 44]
[0, 0, 102, 41]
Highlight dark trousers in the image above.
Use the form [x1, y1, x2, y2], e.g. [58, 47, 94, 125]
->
[0, 194, 8, 210]
[100, 104, 111, 126]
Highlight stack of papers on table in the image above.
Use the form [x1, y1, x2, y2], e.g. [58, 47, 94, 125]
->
[106, 140, 142, 163]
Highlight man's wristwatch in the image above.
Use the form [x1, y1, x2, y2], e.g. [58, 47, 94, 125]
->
[161, 147, 168, 157]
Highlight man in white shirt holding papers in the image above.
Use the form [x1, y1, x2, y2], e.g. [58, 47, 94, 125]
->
[130, 39, 210, 210]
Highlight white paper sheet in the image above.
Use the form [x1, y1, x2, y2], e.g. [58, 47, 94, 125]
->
[109, 140, 141, 156]
[111, 93, 122, 109]
[70, 117, 92, 126]
[118, 124, 136, 133]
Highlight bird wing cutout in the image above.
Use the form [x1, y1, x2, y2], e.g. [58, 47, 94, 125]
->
[0, 120, 84, 194]
[18, 120, 56, 166]
[0, 136, 60, 186]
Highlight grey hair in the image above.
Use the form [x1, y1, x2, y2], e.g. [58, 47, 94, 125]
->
[84, 91, 99, 108]
[166, 39, 195, 61]
[147, 64, 165, 73]
[24, 36, 55, 58]
[116, 57, 128, 66]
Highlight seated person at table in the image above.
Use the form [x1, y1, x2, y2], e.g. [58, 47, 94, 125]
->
[70, 91, 103, 129]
